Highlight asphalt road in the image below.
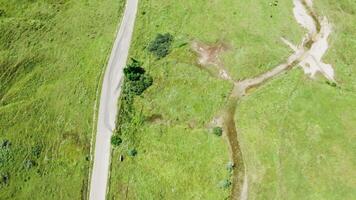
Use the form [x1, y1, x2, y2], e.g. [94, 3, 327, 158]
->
[89, 0, 138, 199]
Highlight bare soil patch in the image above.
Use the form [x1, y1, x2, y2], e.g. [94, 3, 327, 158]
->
[191, 41, 232, 81]
[146, 114, 164, 123]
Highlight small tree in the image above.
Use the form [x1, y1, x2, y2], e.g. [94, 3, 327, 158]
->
[124, 59, 153, 96]
[124, 59, 145, 81]
[111, 135, 122, 147]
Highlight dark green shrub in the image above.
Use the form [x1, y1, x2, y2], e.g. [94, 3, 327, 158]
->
[0, 9, 5, 17]
[0, 139, 11, 148]
[213, 127, 223, 137]
[0, 172, 9, 186]
[116, 59, 153, 145]
[142, 74, 153, 88]
[123, 59, 153, 96]
[124, 59, 145, 81]
[148, 33, 173, 58]
[111, 135, 122, 147]
[128, 74, 153, 96]
[32, 145, 42, 158]
[226, 162, 235, 172]
[326, 81, 337, 87]
[128, 149, 137, 157]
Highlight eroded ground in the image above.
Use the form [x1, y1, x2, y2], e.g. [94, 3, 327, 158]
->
[109, 0, 356, 199]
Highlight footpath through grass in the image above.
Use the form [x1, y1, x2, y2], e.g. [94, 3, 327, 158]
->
[0, 0, 123, 199]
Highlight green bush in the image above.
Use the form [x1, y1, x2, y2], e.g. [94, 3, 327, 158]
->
[128, 149, 137, 157]
[124, 59, 145, 81]
[0, 9, 5, 17]
[213, 127, 223, 137]
[111, 135, 123, 147]
[218, 179, 232, 189]
[0, 139, 11, 148]
[128, 74, 153, 96]
[115, 59, 153, 147]
[142, 74, 153, 89]
[148, 33, 173, 58]
[0, 172, 9, 186]
[326, 81, 337, 87]
[31, 145, 42, 158]
[123, 59, 153, 96]
[226, 162, 235, 172]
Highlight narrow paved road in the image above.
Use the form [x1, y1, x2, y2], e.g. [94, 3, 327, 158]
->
[89, 0, 138, 199]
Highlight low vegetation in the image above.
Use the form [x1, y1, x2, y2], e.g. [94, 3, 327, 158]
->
[109, 0, 355, 199]
[0, 0, 124, 199]
[148, 33, 174, 59]
[219, 179, 232, 189]
[213, 127, 223, 137]
[111, 58, 153, 151]
[111, 135, 122, 147]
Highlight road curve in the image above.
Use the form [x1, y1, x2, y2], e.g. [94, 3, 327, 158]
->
[89, 0, 138, 199]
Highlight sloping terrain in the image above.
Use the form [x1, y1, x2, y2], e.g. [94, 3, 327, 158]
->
[0, 1, 123, 199]
[239, 1, 356, 199]
[109, 0, 355, 199]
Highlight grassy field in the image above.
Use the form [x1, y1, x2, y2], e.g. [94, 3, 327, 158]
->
[0, 0, 123, 199]
[109, 0, 356, 199]
[238, 1, 356, 199]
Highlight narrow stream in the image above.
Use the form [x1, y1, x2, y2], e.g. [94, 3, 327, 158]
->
[192, 1, 333, 199]
[221, 89, 245, 200]
[215, 0, 333, 199]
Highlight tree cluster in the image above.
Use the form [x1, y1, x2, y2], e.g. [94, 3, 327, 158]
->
[111, 59, 153, 147]
[123, 58, 153, 96]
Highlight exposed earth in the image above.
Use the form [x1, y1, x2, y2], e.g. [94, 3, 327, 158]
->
[192, 0, 335, 199]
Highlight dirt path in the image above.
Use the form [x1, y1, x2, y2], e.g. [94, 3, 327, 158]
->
[193, 0, 334, 199]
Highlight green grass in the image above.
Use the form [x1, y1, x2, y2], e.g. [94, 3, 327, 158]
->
[110, 0, 304, 199]
[0, 0, 124, 199]
[109, 0, 356, 199]
[238, 1, 356, 199]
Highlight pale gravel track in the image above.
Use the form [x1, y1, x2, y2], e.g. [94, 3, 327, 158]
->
[89, 0, 138, 199]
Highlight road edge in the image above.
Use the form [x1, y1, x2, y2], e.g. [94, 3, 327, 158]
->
[88, 0, 139, 199]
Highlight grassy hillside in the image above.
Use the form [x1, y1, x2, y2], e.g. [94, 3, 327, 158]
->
[0, 0, 123, 199]
[109, 0, 303, 199]
[239, 1, 356, 199]
[109, 0, 355, 199]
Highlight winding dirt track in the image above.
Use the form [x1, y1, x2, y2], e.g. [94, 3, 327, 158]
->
[193, 0, 334, 199]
